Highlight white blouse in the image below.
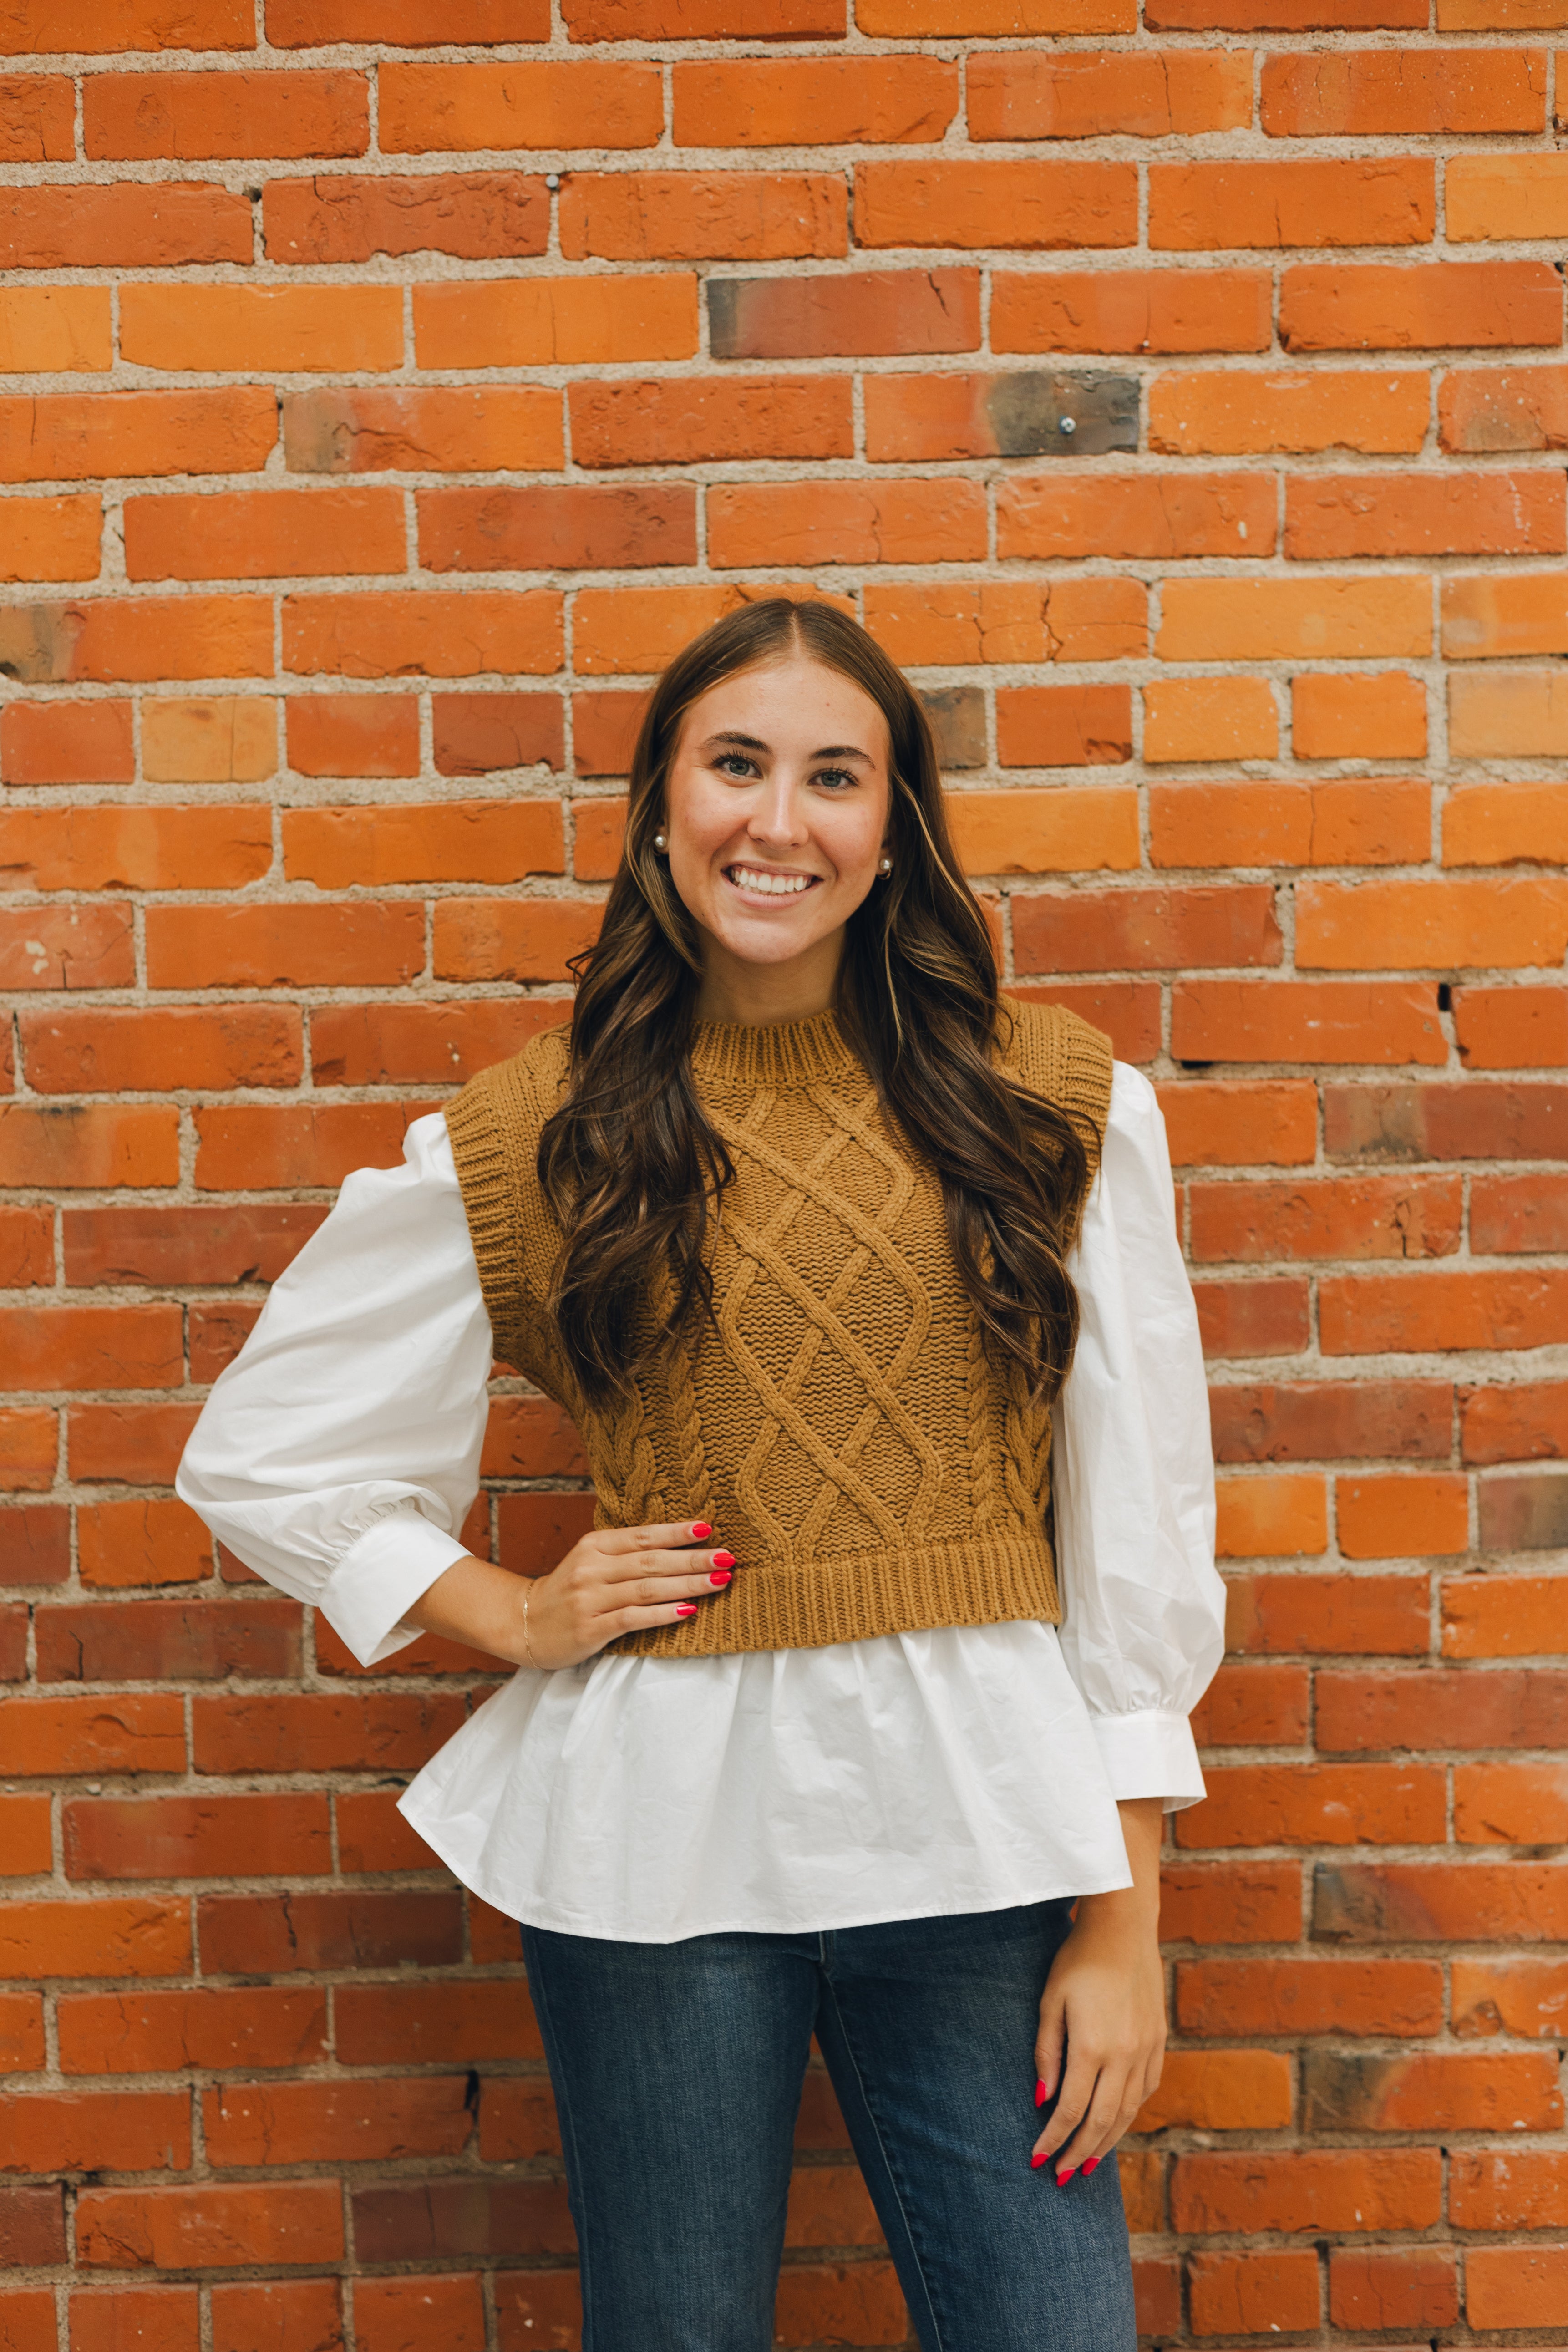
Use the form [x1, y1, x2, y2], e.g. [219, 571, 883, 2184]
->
[178, 1062, 1224, 1944]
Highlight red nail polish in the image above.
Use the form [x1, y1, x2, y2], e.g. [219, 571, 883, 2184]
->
[1056, 2168, 1075, 2186]
[675, 1603, 698, 1618]
[711, 1550, 736, 1569]
[1035, 2079, 1048, 2108]
[709, 1570, 731, 1587]
[691, 1523, 712, 1539]
[1082, 2158, 1100, 2177]
[1030, 2152, 1047, 2170]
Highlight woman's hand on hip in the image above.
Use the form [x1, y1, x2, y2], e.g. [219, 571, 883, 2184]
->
[404, 1522, 733, 1670]
[1030, 1797, 1167, 2184]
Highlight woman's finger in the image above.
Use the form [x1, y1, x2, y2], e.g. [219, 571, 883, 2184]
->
[1046, 2068, 1132, 2179]
[603, 1596, 715, 1638]
[1031, 2047, 1096, 2163]
[597, 1545, 737, 1588]
[594, 1520, 715, 1555]
[1033, 1994, 1066, 2106]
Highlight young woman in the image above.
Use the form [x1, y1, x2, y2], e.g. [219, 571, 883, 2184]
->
[180, 597, 1223, 2352]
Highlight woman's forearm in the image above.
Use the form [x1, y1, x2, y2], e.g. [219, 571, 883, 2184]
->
[404, 1554, 532, 1664]
[1076, 1796, 1165, 1930]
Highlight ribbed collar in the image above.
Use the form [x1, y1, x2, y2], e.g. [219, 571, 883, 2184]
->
[688, 1006, 864, 1090]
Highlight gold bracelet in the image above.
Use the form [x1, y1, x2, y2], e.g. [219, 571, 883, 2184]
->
[521, 1581, 540, 1671]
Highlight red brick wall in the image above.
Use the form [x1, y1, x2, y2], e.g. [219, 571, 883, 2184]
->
[1, 0, 1564, 2344]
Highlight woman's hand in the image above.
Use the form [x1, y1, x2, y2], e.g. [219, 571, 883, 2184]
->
[405, 1521, 734, 1669]
[1030, 1796, 1167, 2184]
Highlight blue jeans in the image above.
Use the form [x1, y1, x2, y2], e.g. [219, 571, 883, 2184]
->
[522, 1899, 1138, 2352]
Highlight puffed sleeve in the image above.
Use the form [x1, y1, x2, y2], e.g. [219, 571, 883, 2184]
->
[1051, 1062, 1225, 1810]
[177, 1113, 494, 1668]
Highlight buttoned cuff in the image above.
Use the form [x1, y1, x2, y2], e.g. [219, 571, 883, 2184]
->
[320, 1508, 472, 1668]
[1089, 1710, 1207, 1812]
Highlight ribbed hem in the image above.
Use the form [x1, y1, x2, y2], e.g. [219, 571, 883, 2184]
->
[689, 1006, 863, 1092]
[615, 1535, 1061, 1657]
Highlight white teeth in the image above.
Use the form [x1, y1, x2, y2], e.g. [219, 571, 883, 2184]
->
[728, 867, 812, 897]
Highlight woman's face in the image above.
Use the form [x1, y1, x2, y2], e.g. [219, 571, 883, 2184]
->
[662, 654, 893, 1017]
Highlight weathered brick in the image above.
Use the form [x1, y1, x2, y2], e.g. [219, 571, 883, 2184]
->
[865, 370, 1138, 461]
[673, 56, 956, 143]
[380, 62, 661, 153]
[562, 171, 846, 260]
[1152, 158, 1435, 249]
[708, 269, 978, 360]
[85, 70, 368, 159]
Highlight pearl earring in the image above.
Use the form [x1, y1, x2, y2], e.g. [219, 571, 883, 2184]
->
[878, 854, 892, 876]
[653, 830, 668, 853]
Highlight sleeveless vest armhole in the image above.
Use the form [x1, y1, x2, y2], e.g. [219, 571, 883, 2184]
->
[445, 1068, 523, 1363]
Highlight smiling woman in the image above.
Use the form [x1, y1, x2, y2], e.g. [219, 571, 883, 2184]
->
[178, 596, 1223, 2352]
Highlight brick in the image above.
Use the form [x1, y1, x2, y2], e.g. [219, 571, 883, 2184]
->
[1447, 788, 1568, 871]
[1150, 365, 1429, 454]
[1308, 2047, 1559, 2132]
[1468, 2247, 1568, 2329]
[283, 591, 561, 679]
[571, 584, 745, 676]
[125, 488, 404, 584]
[68, 1403, 201, 1486]
[1011, 983, 1160, 1064]
[1463, 1378, 1568, 1463]
[0, 389, 277, 484]
[0, 182, 249, 270]
[0, 596, 271, 685]
[142, 699, 275, 783]
[1338, 1473, 1468, 1558]
[1444, 1570, 1565, 1655]
[70, 2290, 201, 2352]
[1450, 667, 1568, 756]
[0, 1410, 56, 1494]
[1329, 2248, 1458, 2332]
[197, 1890, 462, 1977]
[562, 171, 846, 260]
[0, 74, 72, 162]
[1177, 1956, 1442, 2037]
[860, 158, 1136, 252]
[1193, 1659, 1309, 1743]
[1292, 471, 1562, 561]
[1305, 875, 1568, 970]
[1281, 259, 1563, 351]
[415, 277, 694, 370]
[1172, 980, 1445, 1065]
[145, 904, 422, 991]
[1229, 1569, 1433, 1657]
[0, 1507, 69, 1590]
[882, 586, 1146, 676]
[189, 1307, 260, 1383]
[971, 48, 1249, 137]
[0, 1900, 190, 1981]
[433, 902, 600, 986]
[1158, 575, 1429, 661]
[35, 1597, 300, 1684]
[674, 56, 956, 142]
[996, 686, 1133, 768]
[0, 493, 101, 583]
[1453, 1956, 1568, 2039]
[1143, 679, 1279, 764]
[1161, 1860, 1303, 1942]
[209, 2282, 343, 2352]
[76, 2185, 343, 2273]
[1136, 2047, 1292, 2131]
[708, 479, 985, 569]
[1451, 2149, 1568, 2230]
[351, 2179, 574, 2267]
[5, 2092, 190, 2178]
[1450, 152, 1568, 240]
[269, 0, 548, 33]
[67, 1796, 329, 1886]
[1000, 471, 1274, 561]
[1472, 1172, 1568, 1252]
[0, 0, 253, 46]
[421, 483, 695, 574]
[867, 368, 1138, 461]
[284, 801, 561, 888]
[565, 0, 842, 30]
[0, 1208, 51, 1286]
[1321, 1268, 1568, 1352]
[1194, 1174, 1460, 1264]
[192, 1106, 417, 1194]
[0, 288, 111, 375]
[497, 1493, 597, 1578]
[946, 789, 1140, 875]
[993, 267, 1269, 358]
[0, 1995, 45, 2069]
[76, 1500, 213, 1593]
[353, 2280, 485, 2352]
[1161, 1081, 1318, 1168]
[1291, 671, 1426, 760]
[193, 1692, 462, 1775]
[432, 694, 563, 778]
[120, 286, 402, 375]
[286, 696, 418, 781]
[2, 700, 132, 785]
[1177, 1761, 1444, 1846]
[856, 0, 1130, 23]
[336, 1983, 543, 2068]
[1263, 47, 1546, 132]
[480, 2082, 562, 2162]
[1319, 1665, 1568, 1748]
[1015, 884, 1280, 973]
[0, 904, 135, 997]
[1445, 572, 1568, 660]
[86, 70, 367, 159]
[335, 1791, 436, 1874]
[1458, 1758, 1568, 1842]
[268, 173, 546, 272]
[1188, 2250, 1319, 2337]
[1153, 158, 1434, 250]
[0, 2188, 64, 2266]
[1325, 1079, 1568, 1161]
[405, 66, 651, 160]
[58, 1988, 324, 2077]
[204, 2079, 471, 2169]
[1440, 363, 1568, 452]
[1171, 2149, 1441, 2234]
[570, 377, 851, 471]
[708, 269, 978, 362]
[1215, 1474, 1328, 1556]
[285, 387, 561, 477]
[0, 1113, 180, 1197]
[20, 1008, 302, 1095]
[1314, 1857, 1568, 1939]
[0, 1697, 183, 1779]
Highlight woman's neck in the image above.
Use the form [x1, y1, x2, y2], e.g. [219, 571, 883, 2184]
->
[693, 929, 845, 1028]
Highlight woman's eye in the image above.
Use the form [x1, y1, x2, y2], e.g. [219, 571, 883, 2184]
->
[714, 753, 757, 779]
[814, 768, 855, 792]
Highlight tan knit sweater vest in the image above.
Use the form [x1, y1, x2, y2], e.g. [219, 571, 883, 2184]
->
[445, 996, 1114, 1659]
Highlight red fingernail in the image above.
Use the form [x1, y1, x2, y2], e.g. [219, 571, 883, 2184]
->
[691, 1523, 712, 1539]
[675, 1603, 698, 1618]
[1056, 2169, 1075, 2186]
[1030, 2152, 1047, 2170]
[711, 1550, 736, 1569]
[1082, 2158, 1100, 2177]
[709, 1570, 731, 1587]
[1035, 2079, 1048, 2108]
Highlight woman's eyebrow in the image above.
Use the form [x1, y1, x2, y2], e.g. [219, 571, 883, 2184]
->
[704, 729, 770, 752]
[811, 743, 873, 763]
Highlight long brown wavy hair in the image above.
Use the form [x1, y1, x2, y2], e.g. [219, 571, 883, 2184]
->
[538, 597, 1090, 1404]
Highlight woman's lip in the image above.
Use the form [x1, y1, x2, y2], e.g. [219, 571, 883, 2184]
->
[722, 865, 822, 894]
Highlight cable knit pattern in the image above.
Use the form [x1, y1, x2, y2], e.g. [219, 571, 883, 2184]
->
[444, 996, 1113, 1658]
